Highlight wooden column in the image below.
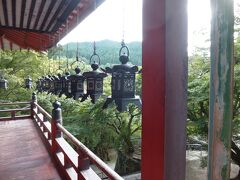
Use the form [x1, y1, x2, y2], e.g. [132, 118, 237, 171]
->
[208, 0, 234, 179]
[142, 0, 188, 179]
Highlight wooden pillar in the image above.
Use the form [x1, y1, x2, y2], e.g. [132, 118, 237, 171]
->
[208, 0, 234, 179]
[142, 0, 188, 179]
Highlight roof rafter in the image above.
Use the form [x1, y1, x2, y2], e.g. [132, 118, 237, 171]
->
[45, 0, 66, 32]
[52, 0, 80, 32]
[27, 0, 36, 29]
[39, 0, 56, 31]
[12, 0, 16, 27]
[20, 0, 26, 28]
[0, 0, 105, 51]
[33, 0, 46, 30]
[2, 0, 9, 26]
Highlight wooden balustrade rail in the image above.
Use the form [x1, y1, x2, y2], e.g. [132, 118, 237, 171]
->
[57, 123, 123, 180]
[32, 101, 123, 180]
[0, 102, 31, 105]
[0, 101, 31, 120]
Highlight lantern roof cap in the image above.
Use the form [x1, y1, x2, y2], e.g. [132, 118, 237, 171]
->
[0, 78, 7, 82]
[53, 101, 61, 109]
[109, 64, 138, 73]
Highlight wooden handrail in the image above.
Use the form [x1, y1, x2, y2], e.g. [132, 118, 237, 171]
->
[57, 123, 124, 180]
[32, 101, 123, 180]
[0, 101, 32, 121]
[34, 102, 52, 120]
[0, 108, 31, 113]
[0, 102, 31, 106]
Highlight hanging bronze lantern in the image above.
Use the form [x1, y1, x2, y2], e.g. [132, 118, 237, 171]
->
[53, 74, 62, 95]
[103, 42, 141, 111]
[45, 75, 51, 93]
[25, 76, 32, 89]
[49, 76, 55, 94]
[81, 53, 107, 103]
[41, 76, 47, 92]
[0, 77, 8, 89]
[67, 67, 85, 100]
[36, 77, 43, 93]
[59, 72, 70, 97]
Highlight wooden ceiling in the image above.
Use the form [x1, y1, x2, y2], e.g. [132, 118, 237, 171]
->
[0, 0, 104, 51]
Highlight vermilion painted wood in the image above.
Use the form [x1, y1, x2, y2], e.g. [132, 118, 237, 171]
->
[0, 119, 61, 179]
[142, 0, 187, 179]
[33, 103, 122, 180]
[142, 0, 166, 179]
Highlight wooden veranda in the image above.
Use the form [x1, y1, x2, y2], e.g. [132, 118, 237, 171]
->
[0, 118, 61, 179]
[0, 95, 123, 179]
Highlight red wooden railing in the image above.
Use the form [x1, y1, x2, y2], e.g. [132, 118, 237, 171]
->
[30, 95, 123, 180]
[0, 102, 31, 120]
[0, 93, 123, 180]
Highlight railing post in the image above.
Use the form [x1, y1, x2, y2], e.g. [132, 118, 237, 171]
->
[51, 101, 62, 154]
[31, 92, 37, 118]
[78, 148, 90, 180]
[11, 111, 15, 119]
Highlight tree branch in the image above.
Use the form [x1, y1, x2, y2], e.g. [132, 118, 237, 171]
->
[107, 122, 120, 135]
[131, 125, 142, 135]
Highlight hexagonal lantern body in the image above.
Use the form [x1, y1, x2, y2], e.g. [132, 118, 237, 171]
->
[67, 67, 85, 100]
[82, 63, 107, 103]
[0, 78, 8, 89]
[36, 78, 43, 92]
[25, 76, 32, 89]
[49, 76, 55, 94]
[111, 64, 138, 99]
[53, 74, 62, 95]
[103, 44, 142, 111]
[59, 72, 70, 97]
[45, 76, 52, 93]
[41, 76, 48, 92]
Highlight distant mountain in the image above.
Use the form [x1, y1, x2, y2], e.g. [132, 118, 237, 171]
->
[61, 40, 142, 66]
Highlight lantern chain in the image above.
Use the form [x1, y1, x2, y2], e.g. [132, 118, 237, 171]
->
[122, 0, 126, 43]
[66, 20, 69, 71]
[93, 41, 96, 55]
[76, 7, 80, 61]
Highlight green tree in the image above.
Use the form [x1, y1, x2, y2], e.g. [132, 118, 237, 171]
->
[187, 54, 210, 137]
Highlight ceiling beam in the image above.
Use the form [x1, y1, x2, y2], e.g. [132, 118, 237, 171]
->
[0, 25, 47, 33]
[4, 34, 29, 50]
[27, 0, 36, 29]
[51, 0, 80, 33]
[45, 0, 66, 32]
[33, 0, 46, 30]
[12, 0, 16, 27]
[2, 0, 9, 26]
[20, 0, 26, 28]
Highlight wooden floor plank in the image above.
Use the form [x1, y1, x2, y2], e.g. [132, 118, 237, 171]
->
[0, 119, 61, 180]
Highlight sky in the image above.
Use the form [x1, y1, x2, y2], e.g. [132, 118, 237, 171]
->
[188, 0, 211, 54]
[59, 0, 142, 44]
[59, 0, 212, 54]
